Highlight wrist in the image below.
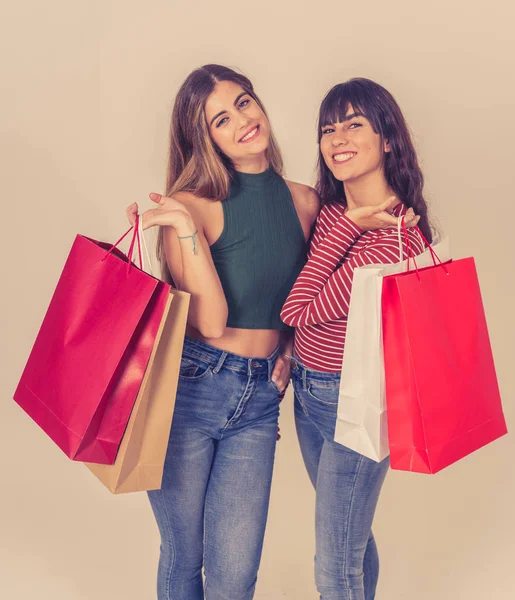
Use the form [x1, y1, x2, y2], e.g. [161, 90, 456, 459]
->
[341, 213, 364, 234]
[174, 215, 196, 236]
[279, 331, 294, 356]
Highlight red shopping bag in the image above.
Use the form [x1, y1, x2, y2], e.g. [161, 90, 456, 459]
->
[14, 219, 171, 464]
[382, 229, 507, 474]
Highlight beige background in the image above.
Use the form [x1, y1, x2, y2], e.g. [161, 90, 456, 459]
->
[2, 1, 514, 598]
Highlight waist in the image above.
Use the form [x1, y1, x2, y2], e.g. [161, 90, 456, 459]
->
[290, 352, 341, 385]
[186, 325, 282, 358]
[293, 323, 346, 373]
[183, 335, 280, 375]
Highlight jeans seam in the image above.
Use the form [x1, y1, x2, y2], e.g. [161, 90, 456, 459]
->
[157, 488, 176, 600]
[222, 377, 254, 432]
[342, 453, 365, 592]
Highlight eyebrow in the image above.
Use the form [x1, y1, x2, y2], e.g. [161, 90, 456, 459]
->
[321, 112, 365, 127]
[209, 92, 249, 126]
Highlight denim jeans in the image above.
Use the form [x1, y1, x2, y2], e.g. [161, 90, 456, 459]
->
[148, 336, 281, 600]
[291, 355, 389, 600]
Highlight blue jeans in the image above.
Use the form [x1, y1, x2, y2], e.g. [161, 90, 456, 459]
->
[291, 356, 389, 600]
[148, 336, 281, 600]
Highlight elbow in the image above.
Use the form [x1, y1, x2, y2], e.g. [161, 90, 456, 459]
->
[197, 306, 228, 339]
[280, 308, 294, 328]
[199, 324, 226, 339]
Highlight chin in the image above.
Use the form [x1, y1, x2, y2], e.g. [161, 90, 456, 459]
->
[331, 164, 364, 183]
[330, 169, 352, 183]
[248, 140, 269, 155]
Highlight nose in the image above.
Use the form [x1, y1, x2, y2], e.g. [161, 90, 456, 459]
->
[331, 131, 349, 147]
[237, 113, 251, 130]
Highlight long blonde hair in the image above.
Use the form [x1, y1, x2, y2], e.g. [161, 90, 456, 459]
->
[157, 64, 284, 281]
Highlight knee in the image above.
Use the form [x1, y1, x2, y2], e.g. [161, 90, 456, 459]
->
[315, 555, 364, 598]
[204, 577, 257, 600]
[204, 568, 257, 600]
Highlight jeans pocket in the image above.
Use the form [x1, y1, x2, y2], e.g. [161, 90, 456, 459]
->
[269, 378, 283, 396]
[306, 382, 339, 406]
[178, 356, 213, 381]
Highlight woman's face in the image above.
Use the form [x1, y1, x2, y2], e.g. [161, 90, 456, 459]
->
[319, 104, 390, 183]
[204, 80, 271, 168]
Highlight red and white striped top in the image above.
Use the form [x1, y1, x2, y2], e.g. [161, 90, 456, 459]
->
[280, 202, 425, 372]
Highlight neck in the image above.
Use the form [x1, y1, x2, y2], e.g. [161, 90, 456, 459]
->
[234, 153, 269, 174]
[344, 171, 397, 210]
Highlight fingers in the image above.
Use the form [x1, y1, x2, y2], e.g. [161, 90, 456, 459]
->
[271, 368, 288, 390]
[149, 192, 165, 205]
[274, 380, 290, 397]
[405, 215, 421, 228]
[140, 209, 160, 230]
[403, 208, 421, 228]
[377, 212, 399, 227]
[376, 196, 397, 212]
[126, 202, 138, 225]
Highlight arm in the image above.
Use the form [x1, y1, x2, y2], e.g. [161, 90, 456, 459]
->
[162, 216, 228, 339]
[270, 329, 294, 395]
[128, 193, 228, 339]
[280, 214, 362, 327]
[281, 223, 424, 327]
[281, 199, 422, 327]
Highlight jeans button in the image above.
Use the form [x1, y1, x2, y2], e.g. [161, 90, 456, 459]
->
[251, 360, 260, 369]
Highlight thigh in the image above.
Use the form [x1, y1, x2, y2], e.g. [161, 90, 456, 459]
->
[294, 392, 324, 488]
[203, 416, 278, 595]
[315, 439, 389, 578]
[148, 378, 216, 568]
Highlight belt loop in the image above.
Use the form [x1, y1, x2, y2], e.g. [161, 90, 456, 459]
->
[212, 351, 227, 374]
[247, 358, 253, 377]
[268, 357, 274, 382]
[302, 367, 307, 391]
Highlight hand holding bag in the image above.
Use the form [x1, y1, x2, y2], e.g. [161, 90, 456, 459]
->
[14, 217, 170, 464]
[382, 222, 507, 473]
[85, 216, 191, 493]
[335, 220, 451, 462]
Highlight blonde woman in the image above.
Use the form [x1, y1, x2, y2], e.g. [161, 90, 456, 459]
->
[128, 64, 318, 599]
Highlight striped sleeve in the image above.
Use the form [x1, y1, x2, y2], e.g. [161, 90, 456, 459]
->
[308, 202, 347, 255]
[281, 220, 425, 327]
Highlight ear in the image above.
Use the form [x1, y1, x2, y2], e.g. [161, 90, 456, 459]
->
[383, 139, 391, 153]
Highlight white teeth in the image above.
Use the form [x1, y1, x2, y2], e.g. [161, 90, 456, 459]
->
[241, 127, 258, 142]
[333, 152, 355, 162]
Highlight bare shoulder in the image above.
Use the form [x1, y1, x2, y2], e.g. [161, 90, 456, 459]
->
[172, 190, 217, 220]
[285, 180, 320, 226]
[172, 191, 223, 244]
[173, 191, 210, 215]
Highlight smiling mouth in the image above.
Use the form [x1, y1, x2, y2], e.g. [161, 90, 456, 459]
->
[333, 152, 356, 163]
[239, 125, 260, 143]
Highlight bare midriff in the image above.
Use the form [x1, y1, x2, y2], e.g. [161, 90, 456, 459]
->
[185, 325, 281, 359]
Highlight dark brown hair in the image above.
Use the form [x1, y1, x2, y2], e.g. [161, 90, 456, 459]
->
[316, 77, 432, 241]
[157, 64, 284, 279]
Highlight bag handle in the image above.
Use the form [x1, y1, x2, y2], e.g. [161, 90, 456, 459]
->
[397, 217, 449, 280]
[137, 213, 154, 275]
[102, 215, 154, 275]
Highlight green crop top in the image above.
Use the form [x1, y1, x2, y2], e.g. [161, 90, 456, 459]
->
[210, 168, 307, 330]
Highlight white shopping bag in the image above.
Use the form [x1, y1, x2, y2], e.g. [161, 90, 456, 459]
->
[334, 227, 450, 461]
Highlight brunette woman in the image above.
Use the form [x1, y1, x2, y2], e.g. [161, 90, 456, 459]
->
[281, 78, 428, 600]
